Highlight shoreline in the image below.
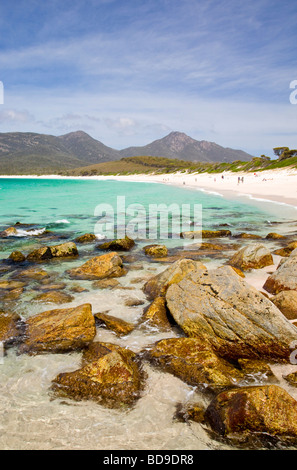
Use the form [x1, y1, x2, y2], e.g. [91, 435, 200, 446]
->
[1, 166, 297, 214]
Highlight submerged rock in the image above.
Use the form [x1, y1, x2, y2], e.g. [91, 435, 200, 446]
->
[181, 229, 232, 239]
[75, 233, 97, 243]
[263, 248, 297, 294]
[19, 303, 96, 355]
[0, 227, 18, 237]
[51, 342, 146, 408]
[165, 265, 297, 361]
[94, 312, 135, 336]
[8, 251, 26, 263]
[67, 252, 126, 280]
[33, 290, 74, 304]
[143, 244, 168, 258]
[228, 243, 273, 270]
[143, 258, 206, 300]
[139, 296, 172, 331]
[205, 385, 297, 441]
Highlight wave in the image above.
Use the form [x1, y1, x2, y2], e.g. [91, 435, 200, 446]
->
[12, 228, 46, 237]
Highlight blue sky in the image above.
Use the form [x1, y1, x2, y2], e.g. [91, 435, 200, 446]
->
[0, 0, 297, 156]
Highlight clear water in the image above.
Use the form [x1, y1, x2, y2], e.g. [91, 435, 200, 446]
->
[0, 177, 297, 451]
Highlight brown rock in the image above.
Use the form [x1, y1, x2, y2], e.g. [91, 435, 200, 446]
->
[14, 267, 50, 280]
[96, 236, 135, 251]
[67, 252, 126, 280]
[49, 241, 78, 258]
[8, 251, 26, 263]
[266, 232, 286, 240]
[0, 280, 26, 290]
[263, 248, 297, 294]
[143, 258, 207, 300]
[124, 297, 145, 307]
[271, 290, 297, 320]
[274, 241, 297, 257]
[92, 278, 121, 289]
[0, 311, 23, 345]
[205, 385, 297, 440]
[33, 290, 74, 304]
[94, 312, 134, 336]
[143, 244, 168, 258]
[181, 229, 231, 239]
[228, 243, 274, 270]
[26, 246, 53, 261]
[234, 233, 262, 239]
[19, 303, 96, 355]
[75, 233, 97, 243]
[140, 296, 172, 330]
[51, 342, 146, 408]
[0, 227, 18, 237]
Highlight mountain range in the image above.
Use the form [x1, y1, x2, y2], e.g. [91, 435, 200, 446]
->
[0, 130, 253, 174]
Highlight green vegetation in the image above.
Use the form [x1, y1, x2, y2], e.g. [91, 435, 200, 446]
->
[68, 147, 297, 177]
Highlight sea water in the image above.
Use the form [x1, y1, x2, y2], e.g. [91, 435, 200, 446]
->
[0, 177, 297, 451]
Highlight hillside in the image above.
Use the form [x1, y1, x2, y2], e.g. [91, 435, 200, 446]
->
[0, 130, 254, 174]
[120, 131, 253, 163]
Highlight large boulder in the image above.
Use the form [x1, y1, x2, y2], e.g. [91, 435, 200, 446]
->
[19, 303, 96, 354]
[27, 242, 78, 261]
[51, 342, 146, 408]
[205, 385, 297, 441]
[263, 248, 297, 294]
[228, 243, 273, 270]
[67, 252, 126, 280]
[143, 258, 206, 300]
[144, 337, 244, 391]
[143, 244, 168, 258]
[165, 265, 297, 361]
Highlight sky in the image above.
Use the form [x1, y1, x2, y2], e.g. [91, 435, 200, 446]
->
[0, 0, 297, 157]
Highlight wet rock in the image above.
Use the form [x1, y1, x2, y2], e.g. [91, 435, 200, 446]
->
[0, 311, 24, 346]
[143, 258, 207, 300]
[8, 251, 26, 263]
[181, 229, 232, 239]
[49, 241, 78, 258]
[230, 266, 245, 278]
[96, 236, 135, 251]
[38, 282, 67, 291]
[233, 233, 262, 239]
[19, 303, 96, 355]
[1, 287, 24, 301]
[237, 358, 278, 384]
[0, 280, 26, 290]
[139, 297, 172, 331]
[94, 312, 135, 336]
[75, 233, 97, 243]
[92, 278, 121, 289]
[228, 243, 273, 271]
[33, 290, 74, 304]
[13, 267, 50, 281]
[143, 244, 168, 258]
[26, 246, 53, 261]
[205, 385, 297, 441]
[271, 291, 297, 320]
[51, 341, 146, 408]
[266, 232, 286, 240]
[124, 297, 145, 307]
[283, 372, 297, 386]
[263, 248, 297, 294]
[165, 265, 297, 361]
[273, 241, 297, 257]
[145, 337, 244, 391]
[0, 227, 18, 237]
[67, 252, 126, 280]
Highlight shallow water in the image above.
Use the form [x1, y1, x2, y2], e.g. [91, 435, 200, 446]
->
[1, 178, 297, 451]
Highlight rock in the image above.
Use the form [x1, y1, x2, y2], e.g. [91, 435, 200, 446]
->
[0, 311, 23, 345]
[38, 282, 67, 291]
[143, 258, 207, 300]
[228, 243, 273, 270]
[49, 242, 78, 258]
[143, 244, 168, 258]
[283, 372, 297, 386]
[165, 265, 297, 361]
[50, 342, 146, 408]
[237, 358, 278, 384]
[75, 233, 97, 243]
[67, 252, 126, 280]
[139, 297, 172, 330]
[234, 233, 262, 239]
[271, 291, 297, 320]
[263, 248, 297, 294]
[0, 280, 26, 290]
[205, 385, 297, 441]
[145, 337, 244, 391]
[230, 266, 245, 278]
[266, 232, 286, 240]
[0, 227, 18, 237]
[94, 312, 135, 336]
[8, 251, 26, 263]
[124, 297, 145, 307]
[96, 236, 135, 251]
[181, 229, 231, 239]
[19, 303, 96, 355]
[26, 246, 53, 261]
[92, 278, 121, 289]
[274, 241, 297, 257]
[33, 290, 74, 304]
[14, 267, 50, 280]
[1, 287, 24, 301]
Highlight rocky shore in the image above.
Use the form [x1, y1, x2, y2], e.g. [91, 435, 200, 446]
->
[1, 222, 297, 449]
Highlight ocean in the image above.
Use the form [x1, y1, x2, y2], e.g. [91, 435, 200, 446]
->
[0, 177, 297, 451]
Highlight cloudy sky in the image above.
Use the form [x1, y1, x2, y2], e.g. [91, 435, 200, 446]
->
[0, 0, 296, 156]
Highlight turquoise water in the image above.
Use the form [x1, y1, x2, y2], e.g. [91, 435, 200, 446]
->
[0, 177, 290, 250]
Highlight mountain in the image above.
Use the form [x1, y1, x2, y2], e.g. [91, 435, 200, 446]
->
[0, 130, 253, 174]
[120, 131, 253, 163]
